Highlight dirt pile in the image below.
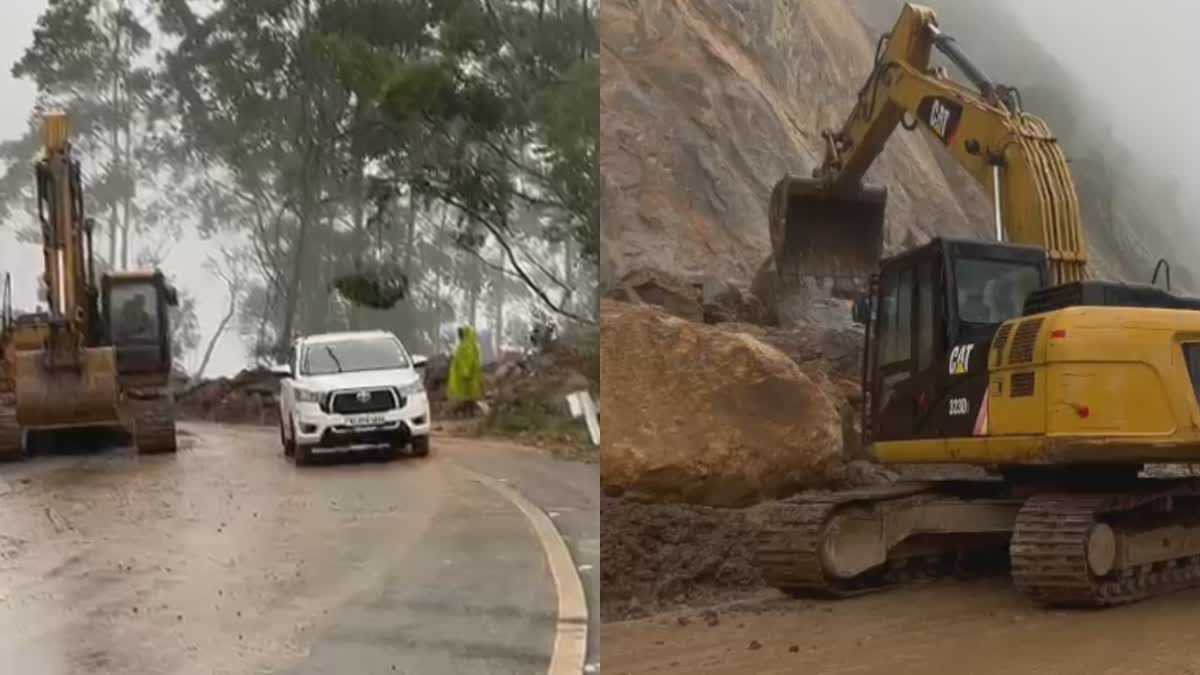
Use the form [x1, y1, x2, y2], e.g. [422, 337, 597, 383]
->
[175, 368, 283, 425]
[425, 337, 600, 455]
[601, 495, 766, 622]
[601, 299, 842, 506]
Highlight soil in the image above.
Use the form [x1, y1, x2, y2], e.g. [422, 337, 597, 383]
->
[602, 577, 1200, 674]
[600, 495, 766, 622]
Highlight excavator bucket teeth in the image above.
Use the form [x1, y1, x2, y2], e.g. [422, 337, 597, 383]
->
[769, 177, 887, 299]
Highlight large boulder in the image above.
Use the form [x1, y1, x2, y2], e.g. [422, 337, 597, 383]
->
[600, 300, 843, 507]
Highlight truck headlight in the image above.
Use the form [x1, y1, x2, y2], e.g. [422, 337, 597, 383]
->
[295, 388, 324, 404]
[396, 381, 425, 397]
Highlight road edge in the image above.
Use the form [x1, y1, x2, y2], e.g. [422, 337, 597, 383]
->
[457, 464, 589, 675]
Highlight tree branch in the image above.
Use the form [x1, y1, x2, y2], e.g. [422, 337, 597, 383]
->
[435, 190, 593, 324]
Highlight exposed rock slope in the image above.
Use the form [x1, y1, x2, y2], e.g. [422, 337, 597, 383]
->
[601, 0, 1168, 290]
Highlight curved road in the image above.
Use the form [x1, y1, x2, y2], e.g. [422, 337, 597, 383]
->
[0, 422, 598, 675]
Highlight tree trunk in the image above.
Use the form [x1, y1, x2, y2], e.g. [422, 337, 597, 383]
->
[194, 286, 238, 380]
[562, 237, 574, 313]
[276, 0, 317, 358]
[120, 62, 133, 270]
[468, 274, 480, 333]
[347, 102, 368, 330]
[492, 249, 505, 357]
[277, 181, 314, 358]
[403, 181, 417, 274]
[120, 127, 133, 268]
[107, 7, 121, 268]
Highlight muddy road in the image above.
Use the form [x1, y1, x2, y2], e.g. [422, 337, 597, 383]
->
[0, 422, 597, 675]
[603, 578, 1200, 674]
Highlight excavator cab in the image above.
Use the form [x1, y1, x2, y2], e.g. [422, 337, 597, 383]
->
[769, 177, 886, 301]
[102, 272, 178, 380]
[861, 237, 1048, 445]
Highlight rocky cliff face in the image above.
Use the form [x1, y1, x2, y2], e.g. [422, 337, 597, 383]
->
[600, 0, 999, 290]
[601, 0, 1170, 291]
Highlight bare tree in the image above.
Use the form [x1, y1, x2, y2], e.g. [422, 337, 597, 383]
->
[193, 246, 249, 380]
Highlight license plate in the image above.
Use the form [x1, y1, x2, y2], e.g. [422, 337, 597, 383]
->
[346, 414, 386, 427]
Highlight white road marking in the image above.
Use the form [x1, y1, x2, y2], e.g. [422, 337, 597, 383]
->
[456, 464, 589, 675]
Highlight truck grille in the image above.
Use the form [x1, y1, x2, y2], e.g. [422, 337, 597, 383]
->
[330, 388, 399, 414]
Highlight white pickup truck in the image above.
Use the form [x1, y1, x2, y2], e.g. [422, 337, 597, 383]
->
[276, 330, 431, 465]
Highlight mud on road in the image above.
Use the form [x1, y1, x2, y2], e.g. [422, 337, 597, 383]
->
[600, 496, 763, 622]
[0, 423, 594, 675]
[603, 577, 1200, 675]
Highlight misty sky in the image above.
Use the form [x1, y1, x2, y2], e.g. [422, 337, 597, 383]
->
[1005, 0, 1197, 201]
[0, 0, 245, 377]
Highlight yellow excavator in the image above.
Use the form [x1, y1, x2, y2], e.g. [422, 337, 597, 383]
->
[0, 112, 178, 459]
[755, 3, 1200, 607]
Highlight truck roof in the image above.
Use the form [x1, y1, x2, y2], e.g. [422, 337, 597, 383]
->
[298, 330, 395, 345]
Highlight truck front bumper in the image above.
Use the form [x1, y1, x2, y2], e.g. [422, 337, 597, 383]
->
[292, 393, 431, 452]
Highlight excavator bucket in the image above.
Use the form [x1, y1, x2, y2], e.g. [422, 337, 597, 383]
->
[13, 346, 119, 428]
[768, 176, 887, 300]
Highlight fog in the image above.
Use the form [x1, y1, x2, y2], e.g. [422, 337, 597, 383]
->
[0, 0, 245, 377]
[1005, 0, 1200, 220]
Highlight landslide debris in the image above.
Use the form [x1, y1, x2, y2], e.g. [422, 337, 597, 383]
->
[600, 299, 843, 507]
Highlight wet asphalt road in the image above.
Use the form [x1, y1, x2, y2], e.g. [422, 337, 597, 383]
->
[0, 422, 597, 674]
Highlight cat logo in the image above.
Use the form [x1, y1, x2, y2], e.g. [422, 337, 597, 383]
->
[929, 99, 951, 138]
[948, 344, 975, 375]
[917, 96, 963, 145]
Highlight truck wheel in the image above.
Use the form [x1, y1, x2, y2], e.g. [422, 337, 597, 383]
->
[294, 443, 313, 466]
[280, 417, 295, 457]
[410, 435, 430, 458]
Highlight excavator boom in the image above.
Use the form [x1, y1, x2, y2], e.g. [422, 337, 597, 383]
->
[770, 2, 1087, 315]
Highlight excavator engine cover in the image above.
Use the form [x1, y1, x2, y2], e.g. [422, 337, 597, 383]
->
[14, 346, 119, 428]
[769, 176, 887, 299]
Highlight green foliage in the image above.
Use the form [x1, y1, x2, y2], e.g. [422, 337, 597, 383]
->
[6, 0, 598, 368]
[480, 399, 588, 441]
[1, 0, 180, 265]
[318, 1, 598, 325]
[329, 265, 409, 310]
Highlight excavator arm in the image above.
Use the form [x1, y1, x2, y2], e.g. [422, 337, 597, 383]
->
[770, 2, 1087, 299]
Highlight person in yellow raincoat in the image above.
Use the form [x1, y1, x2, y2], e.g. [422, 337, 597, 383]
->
[447, 325, 483, 414]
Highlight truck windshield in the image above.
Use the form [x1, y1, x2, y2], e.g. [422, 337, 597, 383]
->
[955, 258, 1043, 325]
[301, 337, 409, 375]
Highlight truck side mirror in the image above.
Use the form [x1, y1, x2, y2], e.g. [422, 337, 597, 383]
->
[412, 355, 429, 369]
[851, 296, 871, 325]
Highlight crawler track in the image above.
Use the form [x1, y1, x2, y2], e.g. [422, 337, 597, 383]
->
[132, 397, 177, 454]
[754, 500, 867, 597]
[753, 483, 983, 596]
[1011, 485, 1200, 607]
[0, 395, 23, 461]
[0, 391, 22, 458]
